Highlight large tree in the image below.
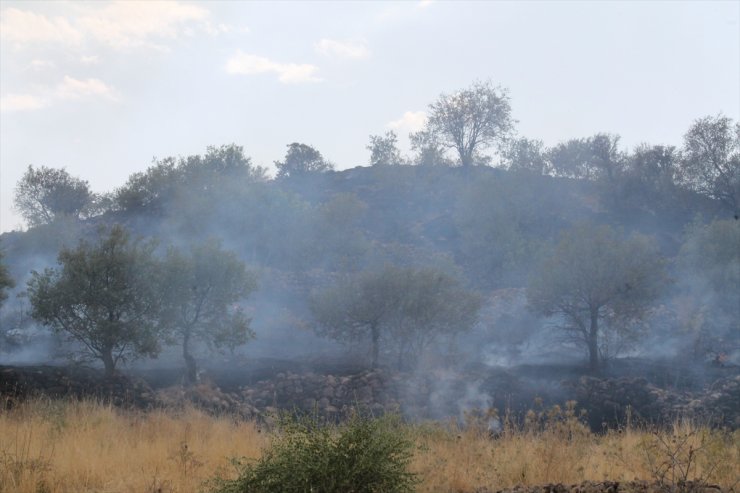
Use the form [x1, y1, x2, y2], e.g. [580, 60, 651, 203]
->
[160, 240, 257, 384]
[527, 223, 666, 371]
[27, 226, 162, 376]
[679, 114, 740, 214]
[275, 143, 334, 178]
[14, 165, 94, 227]
[425, 80, 513, 167]
[310, 265, 480, 369]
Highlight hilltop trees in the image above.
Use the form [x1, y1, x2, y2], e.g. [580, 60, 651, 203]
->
[367, 130, 406, 166]
[27, 226, 162, 376]
[679, 114, 740, 214]
[310, 266, 480, 369]
[527, 224, 666, 371]
[0, 250, 14, 310]
[160, 240, 257, 384]
[275, 143, 334, 178]
[14, 165, 95, 227]
[425, 80, 513, 167]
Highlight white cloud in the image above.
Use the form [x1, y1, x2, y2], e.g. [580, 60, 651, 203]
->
[0, 2, 220, 51]
[387, 111, 427, 133]
[418, 0, 434, 9]
[0, 94, 49, 113]
[56, 76, 119, 101]
[0, 8, 83, 45]
[80, 55, 100, 64]
[28, 59, 56, 70]
[315, 38, 370, 59]
[225, 51, 322, 84]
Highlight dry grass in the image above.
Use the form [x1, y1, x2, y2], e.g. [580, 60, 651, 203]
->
[1, 399, 738, 493]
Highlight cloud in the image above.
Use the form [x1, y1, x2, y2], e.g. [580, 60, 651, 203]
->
[315, 39, 370, 59]
[0, 2, 219, 51]
[56, 76, 119, 101]
[80, 55, 100, 64]
[0, 94, 49, 113]
[0, 8, 83, 45]
[418, 0, 434, 9]
[387, 111, 427, 133]
[28, 59, 56, 71]
[225, 51, 322, 84]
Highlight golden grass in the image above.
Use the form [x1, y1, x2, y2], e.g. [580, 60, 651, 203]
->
[1, 399, 738, 493]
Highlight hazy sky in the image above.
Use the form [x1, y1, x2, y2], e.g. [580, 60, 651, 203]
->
[1, 0, 738, 232]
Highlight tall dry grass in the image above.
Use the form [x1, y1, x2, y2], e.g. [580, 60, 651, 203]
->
[1, 399, 738, 493]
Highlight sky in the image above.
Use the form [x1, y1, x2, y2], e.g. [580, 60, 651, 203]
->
[1, 0, 738, 232]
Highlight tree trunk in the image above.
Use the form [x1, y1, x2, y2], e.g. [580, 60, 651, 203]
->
[371, 323, 380, 369]
[101, 348, 116, 377]
[183, 330, 197, 385]
[588, 308, 600, 373]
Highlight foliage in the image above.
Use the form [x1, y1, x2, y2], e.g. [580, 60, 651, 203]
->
[679, 114, 740, 214]
[13, 165, 94, 227]
[311, 265, 480, 369]
[0, 249, 15, 309]
[367, 130, 406, 166]
[275, 142, 334, 178]
[504, 137, 550, 175]
[425, 80, 513, 167]
[548, 133, 624, 181]
[160, 240, 257, 384]
[26, 225, 162, 375]
[114, 144, 265, 213]
[527, 223, 666, 371]
[313, 193, 369, 271]
[208, 413, 416, 493]
[409, 129, 453, 167]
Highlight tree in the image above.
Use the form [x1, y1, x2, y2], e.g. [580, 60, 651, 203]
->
[527, 223, 666, 371]
[160, 240, 257, 384]
[275, 143, 334, 178]
[310, 266, 480, 369]
[0, 249, 14, 309]
[425, 80, 513, 167]
[504, 137, 550, 175]
[14, 165, 94, 227]
[548, 134, 623, 181]
[409, 130, 453, 167]
[27, 225, 162, 376]
[679, 114, 740, 214]
[367, 130, 406, 166]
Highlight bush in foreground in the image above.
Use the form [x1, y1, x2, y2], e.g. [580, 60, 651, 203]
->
[208, 412, 417, 493]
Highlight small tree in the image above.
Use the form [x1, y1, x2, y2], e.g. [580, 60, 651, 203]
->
[409, 130, 452, 167]
[160, 240, 257, 384]
[14, 165, 94, 227]
[504, 137, 550, 175]
[27, 225, 162, 376]
[367, 130, 406, 166]
[548, 134, 623, 181]
[311, 265, 480, 369]
[275, 143, 334, 178]
[679, 114, 740, 214]
[527, 223, 666, 371]
[425, 80, 513, 167]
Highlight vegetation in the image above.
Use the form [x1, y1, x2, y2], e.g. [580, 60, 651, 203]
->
[275, 142, 334, 178]
[0, 250, 13, 310]
[26, 225, 162, 376]
[161, 240, 258, 384]
[1, 399, 738, 493]
[527, 223, 666, 371]
[209, 413, 416, 493]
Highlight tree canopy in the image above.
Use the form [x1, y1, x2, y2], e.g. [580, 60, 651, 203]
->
[27, 225, 162, 376]
[425, 80, 513, 167]
[160, 240, 257, 384]
[310, 265, 480, 369]
[0, 250, 14, 310]
[14, 165, 94, 227]
[527, 223, 666, 371]
[367, 130, 406, 166]
[275, 143, 334, 178]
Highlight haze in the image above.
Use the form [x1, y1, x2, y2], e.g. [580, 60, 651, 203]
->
[1, 0, 738, 232]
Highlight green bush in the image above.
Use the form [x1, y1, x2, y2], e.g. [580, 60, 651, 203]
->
[208, 413, 417, 493]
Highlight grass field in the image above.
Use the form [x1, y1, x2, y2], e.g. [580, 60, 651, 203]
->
[1, 399, 738, 493]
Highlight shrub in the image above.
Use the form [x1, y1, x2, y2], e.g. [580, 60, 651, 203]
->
[208, 413, 417, 493]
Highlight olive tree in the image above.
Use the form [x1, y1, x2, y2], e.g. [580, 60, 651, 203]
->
[0, 249, 14, 309]
[310, 265, 480, 369]
[160, 240, 257, 384]
[527, 223, 666, 371]
[425, 80, 513, 167]
[367, 131, 406, 166]
[27, 225, 162, 376]
[14, 165, 94, 227]
[275, 143, 334, 178]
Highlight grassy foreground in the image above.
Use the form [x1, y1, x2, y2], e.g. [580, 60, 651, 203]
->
[1, 399, 738, 493]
